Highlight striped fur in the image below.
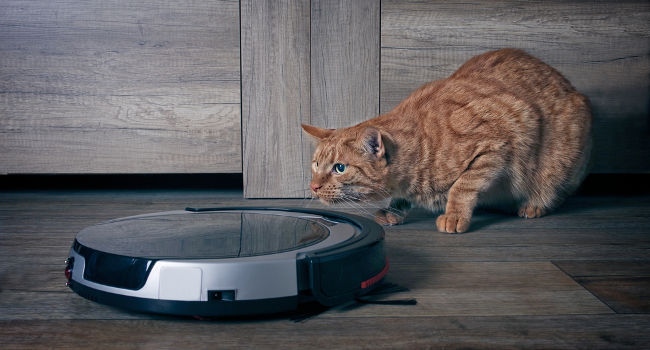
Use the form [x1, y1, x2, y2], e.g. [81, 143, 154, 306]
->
[302, 49, 592, 233]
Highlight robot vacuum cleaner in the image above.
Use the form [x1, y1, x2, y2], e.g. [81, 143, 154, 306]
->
[65, 207, 388, 317]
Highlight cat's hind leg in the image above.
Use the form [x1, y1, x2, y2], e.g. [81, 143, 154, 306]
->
[517, 145, 589, 219]
[375, 198, 411, 226]
[518, 93, 591, 219]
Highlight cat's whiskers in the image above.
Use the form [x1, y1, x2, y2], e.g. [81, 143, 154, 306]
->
[298, 183, 404, 221]
[338, 196, 377, 218]
[358, 196, 404, 218]
[327, 184, 405, 220]
[303, 197, 316, 209]
[357, 188, 407, 220]
[292, 187, 316, 208]
[342, 190, 404, 220]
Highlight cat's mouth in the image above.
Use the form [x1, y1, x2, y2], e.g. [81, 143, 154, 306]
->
[315, 186, 375, 204]
[312, 185, 383, 205]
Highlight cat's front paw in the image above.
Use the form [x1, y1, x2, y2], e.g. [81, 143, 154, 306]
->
[375, 209, 405, 226]
[436, 213, 470, 233]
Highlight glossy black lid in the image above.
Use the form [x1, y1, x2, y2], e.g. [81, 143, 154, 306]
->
[76, 211, 330, 259]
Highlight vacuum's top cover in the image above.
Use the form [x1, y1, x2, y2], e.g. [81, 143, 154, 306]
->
[76, 210, 348, 260]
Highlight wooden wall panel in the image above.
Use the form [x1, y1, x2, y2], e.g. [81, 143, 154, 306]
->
[242, 0, 381, 198]
[381, 0, 650, 173]
[311, 0, 380, 129]
[0, 0, 241, 173]
[306, 0, 380, 196]
[241, 0, 311, 198]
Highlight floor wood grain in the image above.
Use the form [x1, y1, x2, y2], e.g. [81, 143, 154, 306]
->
[555, 261, 650, 314]
[0, 190, 648, 348]
[1, 316, 649, 350]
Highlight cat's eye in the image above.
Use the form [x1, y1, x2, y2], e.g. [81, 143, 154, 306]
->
[333, 163, 346, 174]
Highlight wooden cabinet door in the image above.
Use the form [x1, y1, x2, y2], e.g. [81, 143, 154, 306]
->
[0, 0, 241, 173]
[241, 0, 380, 198]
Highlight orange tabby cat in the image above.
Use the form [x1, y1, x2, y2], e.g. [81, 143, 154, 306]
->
[302, 48, 591, 233]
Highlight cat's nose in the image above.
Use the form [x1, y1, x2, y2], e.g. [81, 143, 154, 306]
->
[310, 183, 322, 192]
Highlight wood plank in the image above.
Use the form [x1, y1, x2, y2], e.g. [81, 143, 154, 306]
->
[310, 0, 380, 128]
[242, 0, 381, 198]
[0, 0, 241, 173]
[554, 260, 650, 278]
[324, 261, 611, 317]
[241, 0, 311, 198]
[304, 0, 381, 198]
[555, 260, 650, 314]
[380, 0, 650, 173]
[1, 316, 649, 349]
[573, 277, 650, 314]
[1, 125, 241, 173]
[0, 291, 161, 321]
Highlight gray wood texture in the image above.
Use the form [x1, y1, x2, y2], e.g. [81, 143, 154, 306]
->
[381, 0, 650, 173]
[241, 0, 311, 198]
[1, 190, 649, 348]
[303, 0, 380, 198]
[310, 0, 380, 129]
[2, 316, 649, 349]
[0, 0, 241, 173]
[242, 0, 380, 198]
[556, 261, 650, 314]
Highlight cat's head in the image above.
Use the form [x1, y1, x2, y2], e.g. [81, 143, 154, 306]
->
[301, 123, 390, 204]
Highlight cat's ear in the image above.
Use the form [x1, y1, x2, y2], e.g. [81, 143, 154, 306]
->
[301, 124, 334, 141]
[359, 127, 385, 158]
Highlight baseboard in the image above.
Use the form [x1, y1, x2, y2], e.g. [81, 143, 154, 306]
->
[0, 174, 243, 191]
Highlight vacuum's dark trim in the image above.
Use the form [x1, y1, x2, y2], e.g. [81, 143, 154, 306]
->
[68, 279, 298, 317]
[361, 257, 390, 289]
[306, 240, 387, 306]
[73, 239, 156, 290]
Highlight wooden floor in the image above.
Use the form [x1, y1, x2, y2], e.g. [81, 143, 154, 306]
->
[1, 190, 649, 349]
